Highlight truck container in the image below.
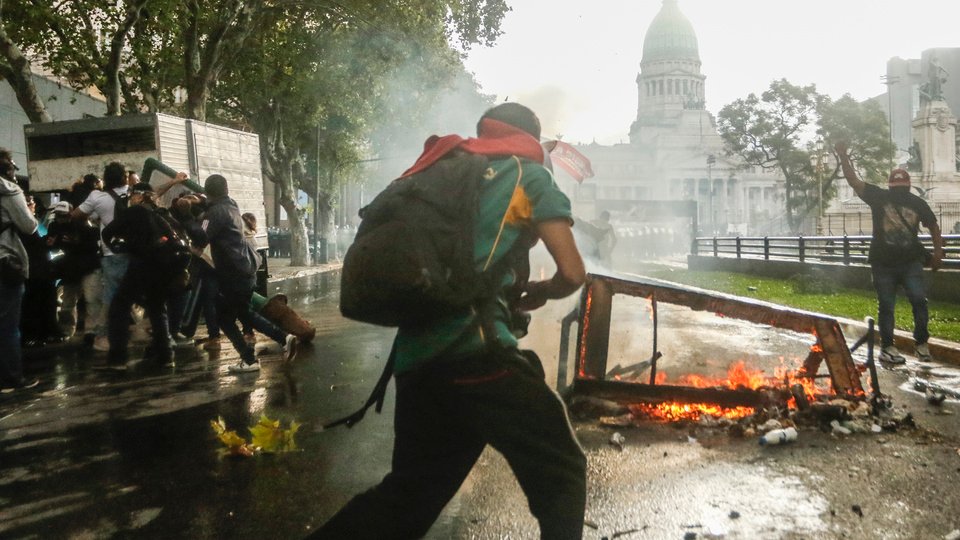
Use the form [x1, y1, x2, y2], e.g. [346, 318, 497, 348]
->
[23, 113, 267, 249]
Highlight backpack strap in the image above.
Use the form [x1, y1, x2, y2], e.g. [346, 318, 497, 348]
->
[322, 343, 396, 430]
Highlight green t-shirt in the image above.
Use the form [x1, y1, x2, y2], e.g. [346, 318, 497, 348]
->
[393, 156, 573, 374]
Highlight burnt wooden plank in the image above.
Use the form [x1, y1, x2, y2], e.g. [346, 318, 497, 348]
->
[572, 379, 787, 408]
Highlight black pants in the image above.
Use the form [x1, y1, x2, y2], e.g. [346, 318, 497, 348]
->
[107, 260, 170, 364]
[314, 349, 587, 540]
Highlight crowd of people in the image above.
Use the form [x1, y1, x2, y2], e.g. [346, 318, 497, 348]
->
[0, 147, 299, 392]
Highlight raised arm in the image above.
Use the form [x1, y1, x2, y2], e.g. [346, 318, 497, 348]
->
[516, 218, 586, 311]
[834, 141, 866, 197]
[155, 172, 191, 199]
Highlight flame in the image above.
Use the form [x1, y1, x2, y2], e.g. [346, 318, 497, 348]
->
[634, 358, 830, 422]
[577, 289, 593, 379]
[630, 402, 755, 421]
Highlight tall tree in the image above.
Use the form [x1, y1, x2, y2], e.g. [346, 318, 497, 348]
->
[1, 0, 155, 116]
[211, 0, 508, 265]
[0, 20, 49, 122]
[718, 79, 822, 232]
[818, 94, 896, 185]
[719, 80, 895, 233]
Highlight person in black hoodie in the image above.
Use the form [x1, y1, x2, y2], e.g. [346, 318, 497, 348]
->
[101, 182, 182, 368]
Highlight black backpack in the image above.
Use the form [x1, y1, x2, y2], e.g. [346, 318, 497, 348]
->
[102, 188, 130, 246]
[330, 152, 532, 430]
[340, 151, 495, 327]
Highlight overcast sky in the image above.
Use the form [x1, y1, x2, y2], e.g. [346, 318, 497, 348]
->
[462, 0, 960, 145]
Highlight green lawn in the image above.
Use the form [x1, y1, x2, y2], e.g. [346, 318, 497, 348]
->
[628, 263, 960, 343]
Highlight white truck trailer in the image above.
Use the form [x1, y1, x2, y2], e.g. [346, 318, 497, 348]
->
[22, 112, 267, 249]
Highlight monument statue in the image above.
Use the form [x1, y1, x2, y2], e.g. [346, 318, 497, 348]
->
[919, 57, 948, 104]
[906, 141, 922, 171]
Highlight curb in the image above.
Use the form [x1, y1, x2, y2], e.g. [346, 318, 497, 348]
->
[836, 316, 960, 367]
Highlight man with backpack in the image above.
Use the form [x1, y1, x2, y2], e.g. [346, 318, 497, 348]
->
[71, 161, 130, 352]
[317, 103, 587, 539]
[101, 182, 189, 368]
[836, 141, 944, 363]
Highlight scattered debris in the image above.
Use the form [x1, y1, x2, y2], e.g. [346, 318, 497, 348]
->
[569, 396, 629, 419]
[611, 527, 643, 538]
[599, 414, 635, 427]
[759, 427, 797, 446]
[851, 504, 864, 518]
[584, 519, 599, 530]
[728, 510, 741, 519]
[913, 379, 960, 401]
[684, 533, 697, 540]
[609, 432, 626, 451]
[926, 389, 947, 406]
[831, 421, 852, 436]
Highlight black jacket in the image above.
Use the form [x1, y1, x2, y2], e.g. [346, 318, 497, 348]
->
[196, 197, 259, 288]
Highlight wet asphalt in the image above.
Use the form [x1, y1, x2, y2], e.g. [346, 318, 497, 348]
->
[2, 269, 960, 540]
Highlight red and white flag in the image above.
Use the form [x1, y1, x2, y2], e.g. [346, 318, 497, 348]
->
[542, 140, 594, 183]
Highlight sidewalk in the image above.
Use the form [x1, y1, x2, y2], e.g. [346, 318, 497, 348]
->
[266, 257, 342, 284]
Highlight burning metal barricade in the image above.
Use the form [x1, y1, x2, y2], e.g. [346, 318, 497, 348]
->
[558, 274, 880, 421]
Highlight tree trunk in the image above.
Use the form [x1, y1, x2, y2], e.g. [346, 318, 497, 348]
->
[0, 26, 51, 123]
[276, 163, 310, 266]
[318, 192, 334, 261]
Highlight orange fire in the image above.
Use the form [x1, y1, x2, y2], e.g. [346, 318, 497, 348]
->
[633, 352, 830, 422]
[630, 402, 756, 421]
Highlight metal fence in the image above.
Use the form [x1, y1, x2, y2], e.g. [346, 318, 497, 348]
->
[692, 234, 960, 269]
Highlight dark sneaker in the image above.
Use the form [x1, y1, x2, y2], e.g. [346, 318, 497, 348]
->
[915, 343, 933, 362]
[228, 361, 260, 374]
[879, 345, 906, 365]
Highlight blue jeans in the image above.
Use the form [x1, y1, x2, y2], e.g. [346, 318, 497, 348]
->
[872, 260, 928, 348]
[0, 281, 25, 386]
[100, 254, 130, 336]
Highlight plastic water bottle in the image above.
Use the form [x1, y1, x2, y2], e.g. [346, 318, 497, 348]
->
[759, 427, 798, 446]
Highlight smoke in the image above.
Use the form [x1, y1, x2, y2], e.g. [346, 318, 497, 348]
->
[511, 84, 587, 141]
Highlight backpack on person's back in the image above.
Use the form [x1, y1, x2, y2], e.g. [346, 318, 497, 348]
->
[339, 151, 496, 328]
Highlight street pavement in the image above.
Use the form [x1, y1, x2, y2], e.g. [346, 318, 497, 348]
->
[2, 267, 960, 539]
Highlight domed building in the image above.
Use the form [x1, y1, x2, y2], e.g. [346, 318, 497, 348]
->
[568, 0, 784, 266]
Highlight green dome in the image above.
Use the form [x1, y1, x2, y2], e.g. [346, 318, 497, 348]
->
[641, 0, 700, 64]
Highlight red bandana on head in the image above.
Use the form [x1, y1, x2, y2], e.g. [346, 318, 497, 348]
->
[400, 118, 545, 178]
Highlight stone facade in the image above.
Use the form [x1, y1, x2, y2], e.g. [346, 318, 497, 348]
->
[569, 0, 785, 259]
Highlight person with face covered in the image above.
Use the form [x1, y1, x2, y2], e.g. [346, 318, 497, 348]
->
[836, 141, 944, 364]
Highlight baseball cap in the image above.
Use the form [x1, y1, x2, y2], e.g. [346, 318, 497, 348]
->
[888, 168, 911, 187]
[51, 201, 73, 214]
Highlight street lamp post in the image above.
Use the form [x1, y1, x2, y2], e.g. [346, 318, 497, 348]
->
[707, 154, 716, 234]
[815, 139, 824, 235]
[881, 74, 901, 149]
